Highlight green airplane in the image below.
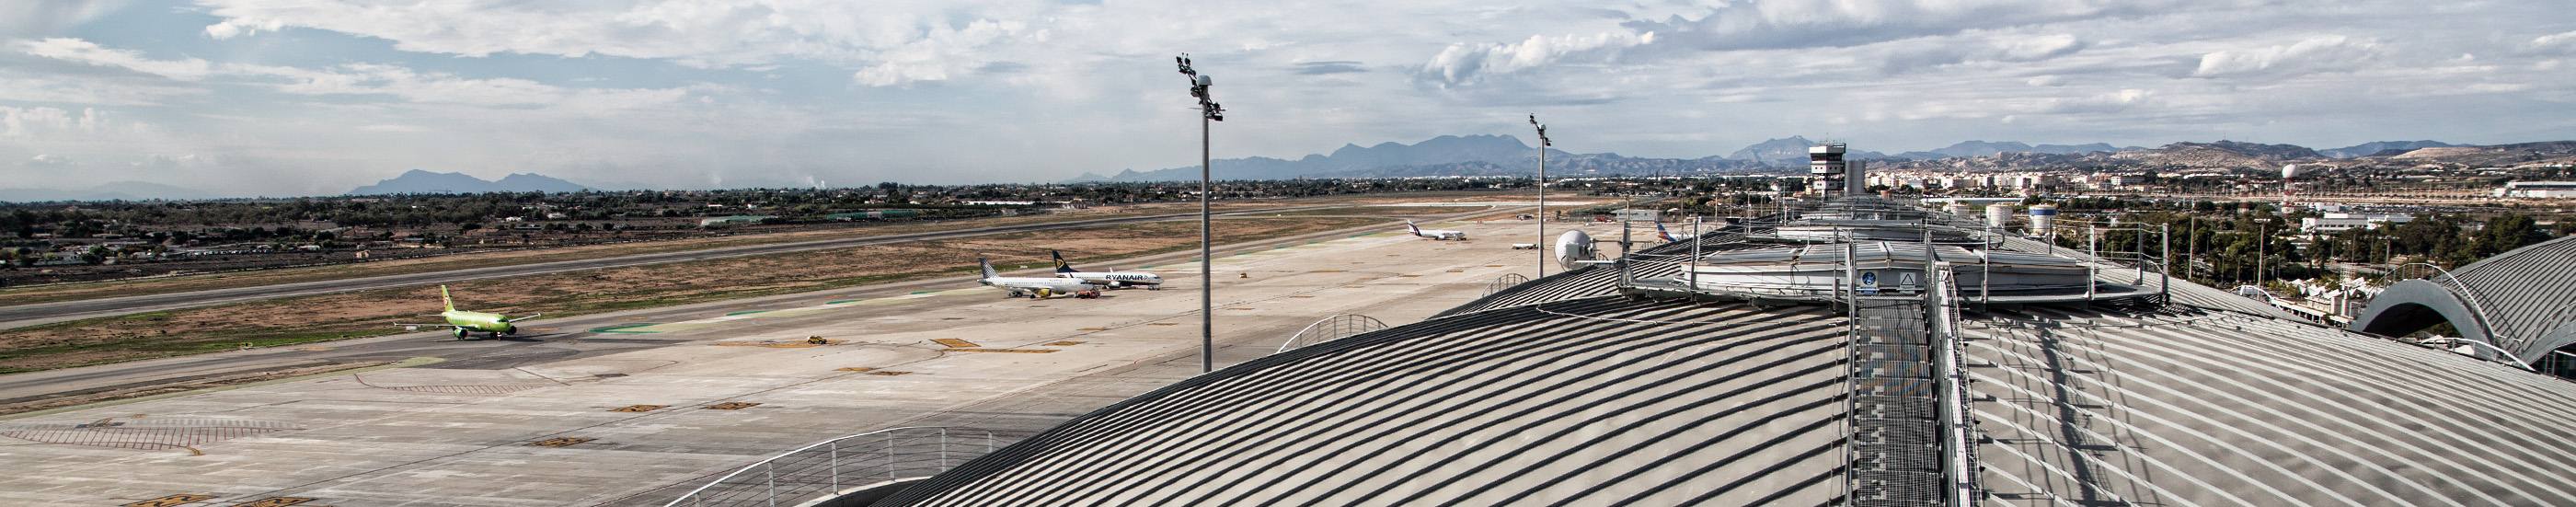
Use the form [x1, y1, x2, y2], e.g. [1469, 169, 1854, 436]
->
[399, 285, 542, 340]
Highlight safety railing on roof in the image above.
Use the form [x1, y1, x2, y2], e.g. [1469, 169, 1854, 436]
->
[1929, 262, 1982, 505]
[2391, 262, 2522, 358]
[1480, 273, 1530, 298]
[662, 427, 998, 507]
[1276, 314, 1388, 354]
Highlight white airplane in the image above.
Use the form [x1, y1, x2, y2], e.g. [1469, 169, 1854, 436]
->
[1405, 221, 1466, 240]
[978, 257, 1097, 298]
[1656, 221, 1697, 242]
[1052, 250, 1163, 289]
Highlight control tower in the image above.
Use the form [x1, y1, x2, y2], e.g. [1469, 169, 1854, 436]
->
[1809, 143, 1865, 197]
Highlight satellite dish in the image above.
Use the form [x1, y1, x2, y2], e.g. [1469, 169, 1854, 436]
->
[1555, 229, 1597, 270]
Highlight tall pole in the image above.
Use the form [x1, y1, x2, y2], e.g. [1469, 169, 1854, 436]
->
[1530, 115, 1551, 279]
[1199, 108, 1213, 374]
[1178, 53, 1224, 374]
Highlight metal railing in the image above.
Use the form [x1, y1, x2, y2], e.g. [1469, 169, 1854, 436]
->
[1480, 273, 1531, 298]
[1929, 262, 1982, 505]
[1276, 314, 1389, 354]
[2390, 262, 2522, 358]
[662, 427, 999, 507]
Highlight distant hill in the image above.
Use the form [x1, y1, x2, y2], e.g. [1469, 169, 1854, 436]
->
[1096, 134, 1577, 181]
[2320, 140, 2454, 158]
[2110, 140, 2319, 168]
[1892, 141, 2127, 160]
[348, 169, 591, 195]
[2381, 141, 2576, 167]
[0, 181, 218, 202]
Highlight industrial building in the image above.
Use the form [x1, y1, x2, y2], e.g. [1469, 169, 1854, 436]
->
[825, 196, 2576, 506]
[2496, 180, 2576, 199]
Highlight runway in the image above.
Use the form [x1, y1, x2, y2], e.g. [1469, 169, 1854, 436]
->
[0, 218, 1624, 506]
[0, 205, 1347, 330]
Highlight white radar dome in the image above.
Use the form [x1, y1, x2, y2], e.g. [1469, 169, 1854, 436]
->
[1555, 230, 1598, 271]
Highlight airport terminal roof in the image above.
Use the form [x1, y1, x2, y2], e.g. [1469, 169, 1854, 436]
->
[2353, 236, 2576, 363]
[874, 206, 2576, 506]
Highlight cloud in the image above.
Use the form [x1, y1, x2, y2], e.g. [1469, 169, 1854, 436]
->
[1625, 0, 2191, 52]
[0, 0, 131, 38]
[2191, 35, 2383, 77]
[1293, 61, 1367, 75]
[27, 154, 75, 168]
[17, 38, 220, 80]
[2530, 29, 2576, 54]
[1, 106, 122, 138]
[1420, 30, 1656, 86]
[1879, 32, 2087, 74]
[18, 38, 696, 109]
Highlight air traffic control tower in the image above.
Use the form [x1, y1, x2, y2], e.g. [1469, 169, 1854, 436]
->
[1809, 143, 1864, 197]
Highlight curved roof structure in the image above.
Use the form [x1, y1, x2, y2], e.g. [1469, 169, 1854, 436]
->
[873, 202, 2576, 506]
[2352, 236, 2576, 363]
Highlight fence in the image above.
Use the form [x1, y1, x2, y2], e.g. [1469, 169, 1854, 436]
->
[662, 427, 999, 507]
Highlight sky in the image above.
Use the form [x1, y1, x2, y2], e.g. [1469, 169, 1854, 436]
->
[2, 0, 2572, 196]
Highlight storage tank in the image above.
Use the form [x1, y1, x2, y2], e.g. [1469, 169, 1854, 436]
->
[1985, 203, 2014, 229]
[2028, 203, 2058, 236]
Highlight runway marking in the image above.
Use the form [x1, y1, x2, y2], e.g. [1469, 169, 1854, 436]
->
[723, 310, 770, 316]
[587, 323, 661, 334]
[1397, 274, 1423, 278]
[608, 405, 665, 413]
[933, 339, 980, 348]
[232, 498, 315, 507]
[940, 349, 1057, 353]
[123, 493, 214, 507]
[704, 402, 762, 410]
[1075, 327, 1110, 331]
[528, 437, 593, 447]
[826, 299, 864, 305]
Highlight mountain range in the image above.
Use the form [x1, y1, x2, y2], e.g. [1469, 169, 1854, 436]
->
[346, 169, 592, 195]
[0, 181, 215, 202]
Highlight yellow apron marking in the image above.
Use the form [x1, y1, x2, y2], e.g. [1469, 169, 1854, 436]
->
[1044, 340, 1085, 346]
[932, 339, 980, 348]
[836, 367, 877, 373]
[528, 437, 593, 447]
[608, 405, 665, 413]
[123, 494, 215, 507]
[940, 348, 1058, 353]
[705, 402, 762, 410]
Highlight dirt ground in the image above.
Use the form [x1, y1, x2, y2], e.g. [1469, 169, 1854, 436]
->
[0, 192, 1504, 305]
[0, 216, 1386, 373]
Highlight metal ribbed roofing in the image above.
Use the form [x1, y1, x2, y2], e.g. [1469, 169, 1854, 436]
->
[1968, 305, 2576, 505]
[2353, 236, 2576, 363]
[877, 297, 1854, 506]
[868, 206, 2576, 507]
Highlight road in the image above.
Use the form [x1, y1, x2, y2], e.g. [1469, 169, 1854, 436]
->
[0, 205, 1351, 330]
[0, 206, 1520, 409]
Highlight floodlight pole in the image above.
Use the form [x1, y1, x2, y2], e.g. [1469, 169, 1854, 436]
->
[1179, 53, 1225, 374]
[1530, 115, 1551, 279]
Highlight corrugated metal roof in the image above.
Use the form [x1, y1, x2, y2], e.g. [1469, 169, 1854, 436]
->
[878, 297, 1854, 506]
[1966, 305, 2576, 505]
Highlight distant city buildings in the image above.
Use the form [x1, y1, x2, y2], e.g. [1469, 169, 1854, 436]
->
[2299, 213, 2414, 233]
[2497, 181, 2576, 199]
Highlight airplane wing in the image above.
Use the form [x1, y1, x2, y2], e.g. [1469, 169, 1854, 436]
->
[502, 314, 545, 323]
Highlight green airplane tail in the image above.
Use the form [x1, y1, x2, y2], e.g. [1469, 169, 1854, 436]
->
[439, 285, 455, 312]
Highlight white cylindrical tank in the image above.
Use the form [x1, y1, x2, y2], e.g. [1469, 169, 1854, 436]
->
[2281, 164, 2301, 179]
[1942, 202, 1972, 216]
[2028, 203, 2059, 236]
[1985, 203, 2014, 229]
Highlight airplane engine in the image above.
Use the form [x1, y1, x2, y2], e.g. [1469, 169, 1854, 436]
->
[1035, 288, 1054, 299]
[453, 328, 469, 339]
[503, 324, 518, 335]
